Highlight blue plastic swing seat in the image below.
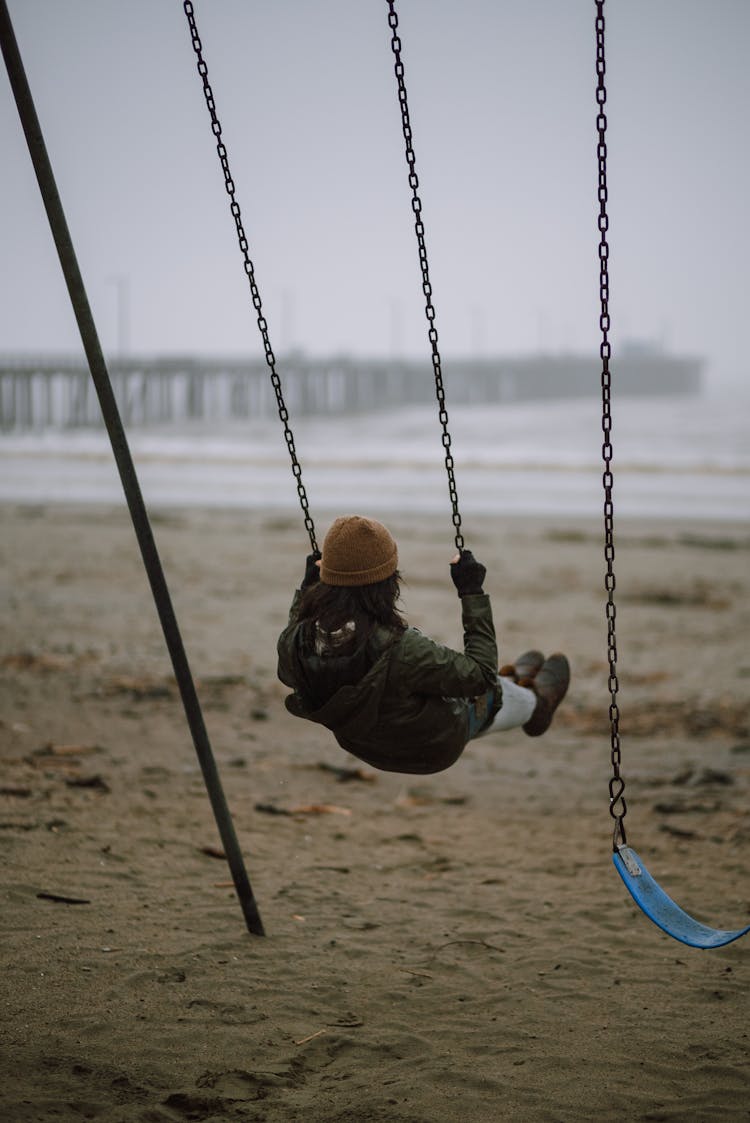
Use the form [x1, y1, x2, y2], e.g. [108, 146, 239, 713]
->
[613, 845, 750, 949]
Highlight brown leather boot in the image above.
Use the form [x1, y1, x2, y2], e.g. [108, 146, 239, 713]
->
[498, 650, 545, 685]
[523, 653, 570, 736]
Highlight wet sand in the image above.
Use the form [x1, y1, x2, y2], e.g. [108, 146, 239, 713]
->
[1, 502, 749, 1121]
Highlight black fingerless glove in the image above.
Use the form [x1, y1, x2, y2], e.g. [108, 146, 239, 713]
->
[301, 551, 322, 589]
[450, 549, 486, 597]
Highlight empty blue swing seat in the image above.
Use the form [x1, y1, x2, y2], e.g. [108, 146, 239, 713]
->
[614, 845, 750, 950]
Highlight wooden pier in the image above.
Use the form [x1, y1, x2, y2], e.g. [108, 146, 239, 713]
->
[0, 352, 703, 431]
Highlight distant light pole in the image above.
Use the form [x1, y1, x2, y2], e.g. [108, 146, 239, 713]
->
[536, 307, 549, 354]
[106, 274, 130, 357]
[469, 303, 486, 357]
[389, 297, 404, 358]
[280, 287, 296, 355]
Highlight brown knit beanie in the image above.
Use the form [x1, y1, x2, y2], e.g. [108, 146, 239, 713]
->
[319, 515, 398, 587]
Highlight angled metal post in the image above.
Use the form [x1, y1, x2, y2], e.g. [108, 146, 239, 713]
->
[0, 0, 264, 936]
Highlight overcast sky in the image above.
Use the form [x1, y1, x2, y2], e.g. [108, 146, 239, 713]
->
[1, 1, 748, 390]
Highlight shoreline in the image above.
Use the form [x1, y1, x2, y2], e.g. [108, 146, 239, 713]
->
[2, 393, 749, 522]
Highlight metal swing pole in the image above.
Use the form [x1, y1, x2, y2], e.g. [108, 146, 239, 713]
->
[0, 0, 264, 937]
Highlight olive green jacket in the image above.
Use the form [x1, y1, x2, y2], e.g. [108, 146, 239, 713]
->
[276, 589, 498, 774]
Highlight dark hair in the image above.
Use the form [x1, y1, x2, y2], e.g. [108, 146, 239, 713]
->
[297, 571, 407, 653]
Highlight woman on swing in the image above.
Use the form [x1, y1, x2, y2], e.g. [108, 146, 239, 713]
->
[277, 515, 570, 774]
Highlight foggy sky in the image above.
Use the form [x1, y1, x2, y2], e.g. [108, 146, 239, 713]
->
[2, 0, 748, 390]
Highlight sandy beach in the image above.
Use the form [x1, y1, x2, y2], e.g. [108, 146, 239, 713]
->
[1, 501, 749, 1122]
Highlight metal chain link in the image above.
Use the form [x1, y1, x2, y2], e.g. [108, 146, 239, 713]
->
[595, 1, 626, 849]
[182, 1, 317, 553]
[386, 1, 464, 553]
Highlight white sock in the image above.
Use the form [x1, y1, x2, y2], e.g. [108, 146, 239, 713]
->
[475, 676, 536, 736]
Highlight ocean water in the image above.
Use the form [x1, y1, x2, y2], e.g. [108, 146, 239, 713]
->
[1, 393, 748, 522]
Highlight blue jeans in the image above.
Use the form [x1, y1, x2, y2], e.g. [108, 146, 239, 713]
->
[467, 687, 497, 739]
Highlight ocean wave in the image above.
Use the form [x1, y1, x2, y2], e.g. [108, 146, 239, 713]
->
[1, 395, 747, 519]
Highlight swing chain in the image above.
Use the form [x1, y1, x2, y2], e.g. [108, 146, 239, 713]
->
[596, 1, 626, 849]
[386, 1, 464, 554]
[182, 1, 318, 554]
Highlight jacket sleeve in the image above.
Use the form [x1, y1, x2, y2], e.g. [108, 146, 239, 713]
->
[276, 589, 303, 689]
[398, 593, 498, 698]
